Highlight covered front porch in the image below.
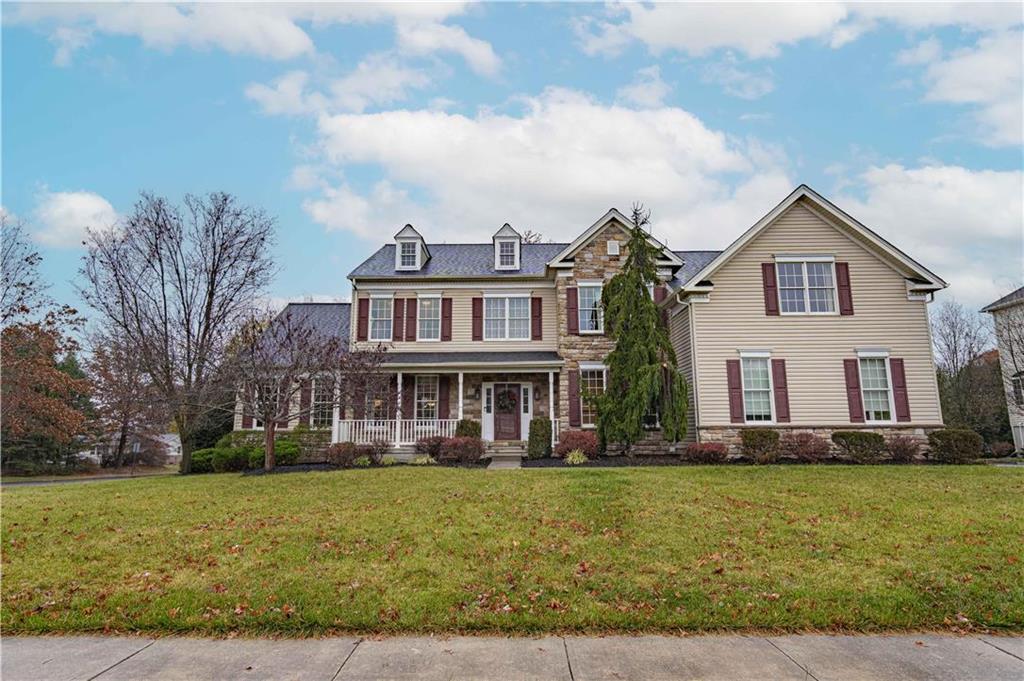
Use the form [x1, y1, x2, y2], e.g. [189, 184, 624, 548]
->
[331, 352, 563, 448]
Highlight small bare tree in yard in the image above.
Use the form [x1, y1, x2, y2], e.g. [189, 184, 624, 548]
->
[80, 192, 275, 473]
[229, 308, 388, 470]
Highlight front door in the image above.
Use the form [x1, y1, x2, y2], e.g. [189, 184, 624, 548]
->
[493, 383, 521, 440]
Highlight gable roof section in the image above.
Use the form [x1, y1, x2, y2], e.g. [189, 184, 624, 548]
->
[349, 242, 567, 279]
[547, 208, 683, 268]
[675, 184, 947, 294]
[670, 250, 723, 287]
[277, 302, 350, 342]
[981, 286, 1024, 313]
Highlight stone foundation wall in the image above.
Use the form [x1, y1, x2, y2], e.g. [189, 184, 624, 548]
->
[230, 429, 332, 463]
[603, 430, 683, 456]
[697, 425, 938, 454]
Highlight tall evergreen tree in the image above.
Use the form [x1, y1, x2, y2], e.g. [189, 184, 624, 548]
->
[595, 204, 689, 452]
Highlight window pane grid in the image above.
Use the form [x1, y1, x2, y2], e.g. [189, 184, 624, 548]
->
[311, 379, 333, 428]
[400, 242, 417, 268]
[742, 357, 772, 422]
[484, 297, 530, 339]
[580, 369, 605, 426]
[418, 298, 440, 340]
[498, 241, 516, 267]
[369, 299, 392, 341]
[777, 261, 836, 314]
[415, 376, 438, 419]
[859, 358, 892, 422]
[579, 285, 604, 332]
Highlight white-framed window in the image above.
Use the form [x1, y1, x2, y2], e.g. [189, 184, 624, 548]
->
[369, 298, 393, 341]
[253, 380, 278, 430]
[580, 366, 606, 427]
[415, 375, 438, 419]
[858, 355, 893, 423]
[495, 238, 519, 270]
[1013, 374, 1024, 408]
[311, 377, 333, 429]
[397, 240, 419, 270]
[418, 297, 441, 341]
[365, 382, 391, 420]
[484, 295, 530, 340]
[578, 284, 604, 333]
[776, 258, 837, 314]
[740, 355, 773, 423]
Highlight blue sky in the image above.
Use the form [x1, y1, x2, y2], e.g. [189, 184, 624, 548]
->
[3, 2, 1022, 312]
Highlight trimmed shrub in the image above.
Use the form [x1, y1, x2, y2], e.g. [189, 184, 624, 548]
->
[190, 448, 216, 474]
[886, 434, 920, 463]
[554, 430, 599, 458]
[779, 432, 831, 463]
[273, 439, 300, 466]
[928, 428, 983, 464]
[325, 442, 357, 467]
[831, 431, 885, 463]
[527, 418, 553, 459]
[684, 442, 728, 464]
[415, 435, 447, 458]
[990, 441, 1015, 458]
[564, 449, 588, 465]
[215, 433, 234, 449]
[366, 439, 389, 465]
[212, 447, 249, 473]
[381, 456, 398, 467]
[352, 455, 372, 468]
[410, 455, 437, 466]
[741, 428, 780, 464]
[455, 419, 482, 438]
[245, 446, 265, 470]
[439, 436, 485, 464]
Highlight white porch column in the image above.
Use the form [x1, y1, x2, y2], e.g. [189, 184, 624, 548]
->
[395, 371, 403, 445]
[458, 372, 464, 420]
[332, 380, 341, 443]
[548, 370, 554, 419]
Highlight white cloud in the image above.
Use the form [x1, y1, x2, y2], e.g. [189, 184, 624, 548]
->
[896, 37, 943, 65]
[32, 190, 118, 247]
[838, 163, 1023, 309]
[919, 30, 1023, 146]
[302, 87, 792, 249]
[245, 71, 326, 116]
[615, 65, 671, 108]
[395, 21, 501, 77]
[702, 56, 775, 100]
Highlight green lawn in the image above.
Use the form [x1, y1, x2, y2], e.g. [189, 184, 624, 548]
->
[3, 466, 1022, 635]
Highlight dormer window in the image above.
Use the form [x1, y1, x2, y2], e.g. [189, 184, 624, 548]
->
[400, 241, 417, 268]
[492, 223, 522, 271]
[393, 224, 428, 271]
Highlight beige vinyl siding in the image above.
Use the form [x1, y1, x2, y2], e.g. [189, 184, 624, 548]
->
[669, 304, 697, 442]
[693, 200, 943, 427]
[351, 285, 558, 352]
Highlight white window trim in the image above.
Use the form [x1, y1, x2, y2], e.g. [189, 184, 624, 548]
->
[494, 238, 520, 270]
[578, 364, 607, 429]
[395, 239, 421, 271]
[417, 295, 442, 342]
[482, 294, 531, 341]
[310, 377, 334, 429]
[577, 282, 604, 335]
[739, 355, 775, 425]
[414, 374, 439, 420]
[368, 297, 393, 342]
[856, 349, 895, 425]
[775, 259, 840, 316]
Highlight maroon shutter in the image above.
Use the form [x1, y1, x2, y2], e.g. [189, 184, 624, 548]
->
[531, 297, 543, 340]
[401, 375, 414, 419]
[472, 297, 483, 341]
[299, 379, 311, 426]
[568, 369, 581, 427]
[241, 386, 253, 429]
[438, 376, 450, 419]
[388, 375, 399, 419]
[405, 300, 417, 341]
[762, 263, 779, 316]
[726, 359, 744, 424]
[441, 298, 452, 341]
[771, 359, 790, 423]
[844, 359, 865, 423]
[356, 298, 369, 341]
[353, 382, 365, 419]
[890, 358, 911, 422]
[654, 285, 667, 304]
[392, 299, 404, 342]
[836, 262, 854, 315]
[566, 287, 579, 335]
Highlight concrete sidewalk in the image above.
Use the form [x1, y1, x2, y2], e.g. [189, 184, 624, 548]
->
[2, 633, 1020, 681]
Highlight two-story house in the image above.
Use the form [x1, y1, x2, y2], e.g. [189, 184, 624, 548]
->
[982, 287, 1024, 450]
[236, 184, 947, 457]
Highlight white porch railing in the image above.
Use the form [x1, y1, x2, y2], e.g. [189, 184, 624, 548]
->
[334, 419, 459, 446]
[551, 419, 560, 446]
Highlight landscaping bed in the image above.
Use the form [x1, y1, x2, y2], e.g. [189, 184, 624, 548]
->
[3, 466, 1021, 636]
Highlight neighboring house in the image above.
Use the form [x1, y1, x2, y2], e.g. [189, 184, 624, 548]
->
[82, 432, 181, 465]
[235, 184, 947, 455]
[982, 286, 1024, 450]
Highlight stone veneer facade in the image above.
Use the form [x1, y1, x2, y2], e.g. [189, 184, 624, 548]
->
[698, 425, 936, 453]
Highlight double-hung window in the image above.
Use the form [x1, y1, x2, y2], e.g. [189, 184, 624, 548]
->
[311, 378, 333, 429]
[741, 356, 773, 423]
[365, 383, 391, 420]
[418, 297, 441, 341]
[369, 298, 393, 341]
[859, 355, 893, 423]
[580, 367, 606, 427]
[498, 241, 516, 268]
[1013, 374, 1024, 408]
[484, 296, 530, 340]
[777, 259, 836, 314]
[415, 375, 438, 419]
[253, 380, 278, 429]
[399, 241, 418, 269]
[578, 284, 604, 333]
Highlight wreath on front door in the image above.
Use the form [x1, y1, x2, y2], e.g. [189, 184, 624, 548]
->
[496, 389, 517, 412]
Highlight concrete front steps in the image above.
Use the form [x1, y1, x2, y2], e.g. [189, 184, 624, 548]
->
[485, 441, 526, 469]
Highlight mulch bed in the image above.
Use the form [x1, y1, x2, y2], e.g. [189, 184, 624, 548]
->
[523, 456, 688, 468]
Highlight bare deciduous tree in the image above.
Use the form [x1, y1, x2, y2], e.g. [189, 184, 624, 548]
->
[990, 299, 1024, 426]
[79, 192, 276, 473]
[227, 307, 388, 470]
[521, 229, 544, 244]
[1, 214, 48, 324]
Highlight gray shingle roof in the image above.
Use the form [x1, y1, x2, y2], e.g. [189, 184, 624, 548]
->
[981, 286, 1024, 313]
[276, 302, 350, 342]
[349, 243, 568, 278]
[669, 250, 723, 288]
[382, 351, 562, 366]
